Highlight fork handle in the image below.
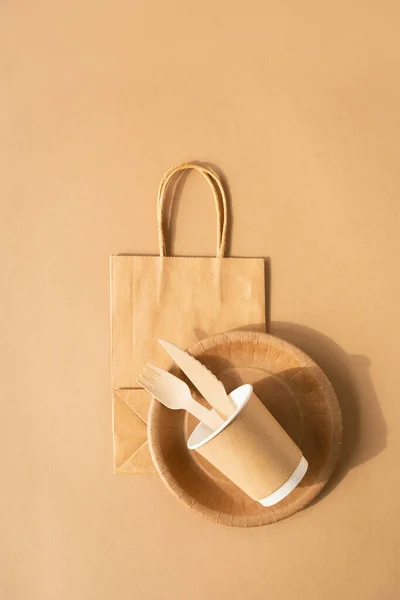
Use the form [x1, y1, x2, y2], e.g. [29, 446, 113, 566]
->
[187, 399, 225, 430]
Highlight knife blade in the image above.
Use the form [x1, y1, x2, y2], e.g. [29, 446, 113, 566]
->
[158, 339, 235, 419]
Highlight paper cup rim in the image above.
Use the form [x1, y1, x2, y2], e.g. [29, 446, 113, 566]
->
[187, 383, 253, 450]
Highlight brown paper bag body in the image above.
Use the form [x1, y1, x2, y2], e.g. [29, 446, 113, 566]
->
[111, 163, 266, 474]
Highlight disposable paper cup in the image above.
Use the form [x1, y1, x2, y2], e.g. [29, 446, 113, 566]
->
[187, 384, 308, 506]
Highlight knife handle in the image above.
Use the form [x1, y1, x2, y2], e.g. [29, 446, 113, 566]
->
[187, 398, 225, 430]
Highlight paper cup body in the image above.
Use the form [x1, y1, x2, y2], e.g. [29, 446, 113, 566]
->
[187, 384, 307, 505]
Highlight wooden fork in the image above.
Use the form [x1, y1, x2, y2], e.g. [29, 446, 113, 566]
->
[137, 364, 224, 430]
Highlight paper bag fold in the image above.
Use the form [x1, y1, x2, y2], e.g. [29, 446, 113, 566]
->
[113, 389, 156, 474]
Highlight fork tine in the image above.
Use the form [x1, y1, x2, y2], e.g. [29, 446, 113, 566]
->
[142, 366, 159, 381]
[140, 373, 156, 387]
[136, 376, 154, 392]
[146, 362, 164, 375]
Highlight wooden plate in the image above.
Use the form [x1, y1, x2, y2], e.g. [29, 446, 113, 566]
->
[147, 331, 342, 527]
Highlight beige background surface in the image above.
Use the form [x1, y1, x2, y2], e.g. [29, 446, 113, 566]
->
[1, 1, 399, 599]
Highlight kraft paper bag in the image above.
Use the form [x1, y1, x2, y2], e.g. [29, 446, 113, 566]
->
[111, 162, 266, 474]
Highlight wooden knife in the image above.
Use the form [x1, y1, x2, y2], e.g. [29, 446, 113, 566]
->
[158, 339, 235, 419]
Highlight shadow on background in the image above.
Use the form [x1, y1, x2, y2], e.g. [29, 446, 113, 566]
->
[270, 321, 387, 501]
